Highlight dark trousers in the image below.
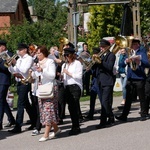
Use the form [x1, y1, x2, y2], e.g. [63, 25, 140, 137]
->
[30, 94, 42, 131]
[15, 83, 34, 128]
[122, 80, 146, 117]
[5, 102, 15, 123]
[0, 85, 14, 124]
[82, 71, 91, 95]
[88, 81, 101, 117]
[144, 78, 150, 115]
[99, 85, 114, 124]
[58, 83, 66, 120]
[65, 84, 81, 129]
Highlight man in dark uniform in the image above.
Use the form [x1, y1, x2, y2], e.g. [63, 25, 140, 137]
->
[0, 40, 15, 130]
[95, 39, 116, 129]
[115, 38, 150, 121]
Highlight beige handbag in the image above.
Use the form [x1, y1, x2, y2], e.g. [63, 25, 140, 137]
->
[38, 83, 54, 99]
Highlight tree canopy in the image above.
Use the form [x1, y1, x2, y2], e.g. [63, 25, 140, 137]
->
[0, 0, 68, 52]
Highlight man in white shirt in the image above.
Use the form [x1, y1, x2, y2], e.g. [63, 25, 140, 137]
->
[8, 43, 34, 133]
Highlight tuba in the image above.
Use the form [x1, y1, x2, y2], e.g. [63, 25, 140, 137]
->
[110, 36, 128, 54]
[58, 37, 69, 60]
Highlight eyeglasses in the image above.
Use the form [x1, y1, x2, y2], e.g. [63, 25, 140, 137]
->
[36, 52, 42, 55]
[64, 54, 69, 57]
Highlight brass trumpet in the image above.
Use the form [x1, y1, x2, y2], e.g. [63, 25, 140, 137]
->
[4, 54, 18, 67]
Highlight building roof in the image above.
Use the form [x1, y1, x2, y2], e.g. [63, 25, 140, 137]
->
[0, 0, 18, 13]
[0, 0, 32, 22]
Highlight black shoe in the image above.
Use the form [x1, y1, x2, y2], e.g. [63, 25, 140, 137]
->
[140, 115, 149, 121]
[25, 120, 31, 125]
[0, 124, 3, 130]
[26, 125, 35, 130]
[95, 123, 106, 129]
[106, 117, 115, 125]
[57, 120, 64, 125]
[69, 128, 81, 136]
[115, 115, 127, 122]
[4, 122, 15, 128]
[79, 116, 85, 123]
[8, 127, 21, 133]
[85, 115, 93, 121]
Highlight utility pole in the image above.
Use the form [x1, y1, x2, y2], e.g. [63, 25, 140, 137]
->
[68, 0, 74, 43]
[73, 0, 78, 48]
[132, 0, 141, 40]
[68, 0, 78, 48]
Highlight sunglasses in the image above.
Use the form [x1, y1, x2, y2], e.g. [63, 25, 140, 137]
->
[64, 53, 69, 57]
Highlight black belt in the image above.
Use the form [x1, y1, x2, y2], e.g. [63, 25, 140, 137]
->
[66, 84, 78, 88]
[17, 82, 29, 86]
[128, 78, 144, 81]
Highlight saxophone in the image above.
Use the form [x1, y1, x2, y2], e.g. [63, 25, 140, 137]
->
[21, 69, 33, 85]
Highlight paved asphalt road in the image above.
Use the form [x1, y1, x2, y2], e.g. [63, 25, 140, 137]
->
[0, 96, 150, 150]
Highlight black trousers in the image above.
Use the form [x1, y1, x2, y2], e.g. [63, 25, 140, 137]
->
[82, 70, 91, 95]
[58, 83, 66, 120]
[0, 85, 15, 124]
[144, 77, 150, 115]
[15, 82, 34, 128]
[99, 85, 114, 124]
[122, 80, 146, 117]
[65, 84, 81, 129]
[30, 94, 42, 131]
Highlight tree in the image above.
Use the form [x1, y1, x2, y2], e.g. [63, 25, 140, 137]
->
[140, 0, 150, 35]
[87, 4, 123, 51]
[86, 0, 150, 51]
[0, 0, 68, 52]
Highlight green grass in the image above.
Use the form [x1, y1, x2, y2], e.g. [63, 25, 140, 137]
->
[80, 91, 122, 102]
[9, 86, 18, 109]
[10, 85, 123, 108]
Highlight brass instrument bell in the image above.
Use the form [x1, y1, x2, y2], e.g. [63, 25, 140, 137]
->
[58, 37, 69, 60]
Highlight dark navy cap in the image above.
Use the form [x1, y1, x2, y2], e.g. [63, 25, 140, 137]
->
[67, 42, 75, 49]
[0, 40, 7, 46]
[18, 43, 29, 50]
[92, 47, 100, 54]
[64, 47, 75, 54]
[132, 38, 140, 43]
[100, 39, 111, 46]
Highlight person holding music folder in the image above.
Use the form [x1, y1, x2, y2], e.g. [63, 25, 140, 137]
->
[8, 43, 35, 133]
[95, 39, 116, 129]
[0, 40, 15, 130]
[115, 38, 150, 122]
[61, 47, 83, 135]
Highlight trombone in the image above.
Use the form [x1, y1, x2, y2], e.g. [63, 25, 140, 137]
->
[82, 35, 128, 73]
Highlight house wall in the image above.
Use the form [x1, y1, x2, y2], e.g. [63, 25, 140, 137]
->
[0, 0, 27, 34]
